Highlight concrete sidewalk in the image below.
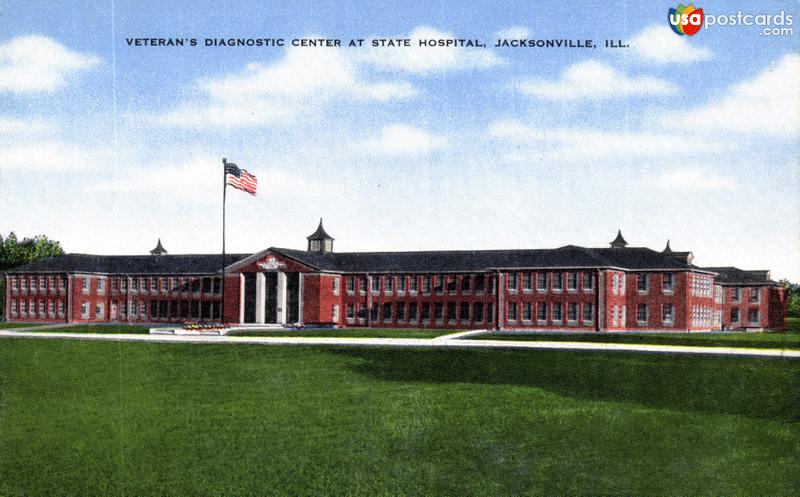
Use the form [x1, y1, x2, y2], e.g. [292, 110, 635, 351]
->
[1, 329, 798, 359]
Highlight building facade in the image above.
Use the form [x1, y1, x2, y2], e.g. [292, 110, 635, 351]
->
[3, 224, 787, 331]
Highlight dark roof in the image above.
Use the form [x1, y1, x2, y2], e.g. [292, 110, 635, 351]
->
[5, 253, 250, 275]
[306, 219, 334, 241]
[703, 266, 778, 286]
[272, 245, 702, 273]
[610, 230, 628, 248]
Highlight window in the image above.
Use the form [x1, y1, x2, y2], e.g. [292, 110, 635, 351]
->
[332, 305, 339, 322]
[507, 273, 518, 291]
[421, 303, 431, 321]
[150, 278, 157, 293]
[434, 276, 444, 294]
[11, 276, 18, 290]
[59, 277, 66, 292]
[473, 302, 484, 322]
[748, 309, 760, 323]
[98, 279, 105, 295]
[447, 302, 456, 322]
[663, 273, 674, 293]
[371, 276, 380, 293]
[409, 302, 418, 321]
[360, 276, 368, 294]
[384, 276, 393, 294]
[552, 302, 563, 322]
[82, 277, 90, 293]
[612, 274, 619, 295]
[507, 302, 518, 321]
[749, 287, 760, 303]
[398, 276, 406, 293]
[370, 304, 379, 321]
[567, 273, 578, 291]
[662, 304, 674, 323]
[346, 304, 355, 320]
[422, 276, 432, 294]
[161, 278, 168, 292]
[409, 276, 418, 293]
[383, 303, 392, 321]
[396, 303, 406, 321]
[20, 300, 27, 316]
[537, 302, 547, 321]
[637, 273, 649, 292]
[48, 301, 55, 316]
[731, 287, 741, 302]
[21, 277, 27, 291]
[552, 273, 563, 291]
[58, 301, 65, 317]
[81, 302, 89, 318]
[488, 303, 495, 322]
[461, 275, 471, 292]
[620, 274, 626, 295]
[637, 303, 648, 323]
[474, 274, 485, 292]
[48, 276, 55, 292]
[332, 277, 340, 296]
[434, 303, 443, 321]
[568, 302, 578, 322]
[730, 308, 739, 323]
[38, 299, 45, 317]
[130, 278, 138, 292]
[612, 305, 619, 326]
[11, 301, 17, 316]
[523, 302, 533, 321]
[460, 302, 469, 322]
[446, 276, 457, 294]
[583, 303, 594, 322]
[522, 273, 533, 291]
[347, 276, 355, 293]
[621, 304, 626, 326]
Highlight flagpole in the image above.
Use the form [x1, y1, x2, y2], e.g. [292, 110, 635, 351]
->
[222, 157, 227, 325]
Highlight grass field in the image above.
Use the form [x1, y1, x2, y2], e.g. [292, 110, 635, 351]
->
[25, 324, 153, 334]
[0, 323, 42, 329]
[469, 329, 800, 349]
[229, 328, 453, 339]
[0, 339, 797, 496]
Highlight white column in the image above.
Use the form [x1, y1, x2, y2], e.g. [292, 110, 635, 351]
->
[239, 274, 245, 324]
[255, 272, 266, 324]
[298, 273, 304, 325]
[277, 272, 287, 325]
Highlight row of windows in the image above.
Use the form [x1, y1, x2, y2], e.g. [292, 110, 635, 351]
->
[690, 274, 713, 298]
[507, 302, 595, 324]
[345, 301, 497, 324]
[75, 299, 222, 321]
[691, 305, 713, 327]
[730, 308, 760, 324]
[507, 271, 595, 293]
[632, 303, 675, 325]
[730, 287, 761, 303]
[346, 274, 497, 296]
[9, 275, 67, 293]
[80, 276, 223, 296]
[631, 273, 676, 294]
[9, 299, 65, 318]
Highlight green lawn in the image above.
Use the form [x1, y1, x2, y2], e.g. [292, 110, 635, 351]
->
[228, 327, 453, 339]
[467, 329, 800, 349]
[0, 323, 42, 329]
[0, 340, 797, 496]
[27, 324, 153, 334]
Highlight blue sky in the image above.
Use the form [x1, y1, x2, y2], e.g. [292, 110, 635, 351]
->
[1, 0, 798, 280]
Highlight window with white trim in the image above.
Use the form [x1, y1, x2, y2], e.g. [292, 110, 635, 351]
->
[749, 287, 760, 303]
[332, 305, 339, 322]
[384, 276, 393, 294]
[637, 303, 648, 323]
[748, 309, 759, 323]
[637, 273, 648, 293]
[346, 303, 355, 320]
[582, 303, 594, 322]
[567, 273, 578, 291]
[552, 302, 563, 322]
[81, 302, 89, 318]
[95, 303, 104, 319]
[662, 273, 674, 293]
[346, 276, 355, 294]
[507, 273, 518, 291]
[507, 302, 518, 322]
[537, 273, 547, 291]
[662, 304, 674, 323]
[332, 277, 340, 296]
[97, 279, 105, 295]
[568, 302, 578, 322]
[537, 302, 547, 322]
[552, 273, 563, 291]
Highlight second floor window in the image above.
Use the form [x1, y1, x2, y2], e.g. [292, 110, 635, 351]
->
[663, 273, 674, 293]
[637, 273, 648, 292]
[749, 287, 760, 303]
[507, 273, 518, 291]
[552, 273, 563, 291]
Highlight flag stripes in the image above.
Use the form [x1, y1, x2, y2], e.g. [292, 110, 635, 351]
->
[225, 163, 258, 195]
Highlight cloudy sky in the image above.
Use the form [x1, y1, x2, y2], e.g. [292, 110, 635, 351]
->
[0, 0, 798, 280]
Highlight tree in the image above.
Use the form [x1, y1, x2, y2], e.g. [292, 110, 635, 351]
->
[780, 279, 800, 317]
[0, 232, 65, 320]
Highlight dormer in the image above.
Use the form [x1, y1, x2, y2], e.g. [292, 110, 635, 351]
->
[609, 230, 628, 249]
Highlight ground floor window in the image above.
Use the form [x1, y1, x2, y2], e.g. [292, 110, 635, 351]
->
[748, 309, 759, 324]
[583, 303, 593, 323]
[662, 304, 674, 324]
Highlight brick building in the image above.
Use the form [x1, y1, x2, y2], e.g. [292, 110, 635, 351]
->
[3, 223, 787, 331]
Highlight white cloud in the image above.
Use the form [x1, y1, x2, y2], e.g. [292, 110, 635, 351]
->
[0, 35, 100, 93]
[157, 43, 416, 128]
[512, 60, 676, 101]
[488, 119, 731, 161]
[658, 53, 799, 137]
[0, 141, 111, 170]
[629, 25, 713, 64]
[0, 115, 56, 134]
[88, 155, 321, 198]
[648, 167, 740, 191]
[357, 124, 447, 156]
[496, 26, 531, 39]
[356, 26, 504, 74]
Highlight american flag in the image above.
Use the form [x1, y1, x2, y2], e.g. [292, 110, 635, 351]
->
[225, 163, 258, 195]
